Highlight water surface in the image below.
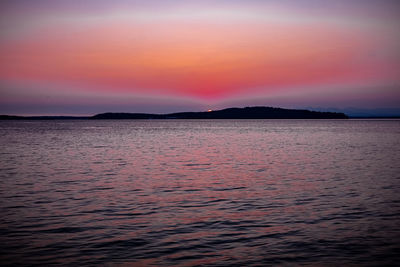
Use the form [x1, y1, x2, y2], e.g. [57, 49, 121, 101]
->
[0, 120, 399, 266]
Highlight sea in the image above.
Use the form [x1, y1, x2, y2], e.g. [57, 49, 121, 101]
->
[0, 119, 399, 266]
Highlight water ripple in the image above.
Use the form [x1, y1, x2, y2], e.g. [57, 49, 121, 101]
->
[0, 119, 399, 266]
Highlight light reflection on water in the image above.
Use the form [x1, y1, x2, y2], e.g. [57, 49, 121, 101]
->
[0, 119, 399, 265]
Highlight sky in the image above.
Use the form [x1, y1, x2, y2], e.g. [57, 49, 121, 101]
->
[0, 0, 399, 115]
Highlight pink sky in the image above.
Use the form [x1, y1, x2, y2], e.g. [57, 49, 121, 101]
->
[0, 0, 399, 115]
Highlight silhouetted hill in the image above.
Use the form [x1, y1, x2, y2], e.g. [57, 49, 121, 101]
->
[91, 106, 348, 119]
[0, 107, 349, 120]
[90, 113, 164, 120]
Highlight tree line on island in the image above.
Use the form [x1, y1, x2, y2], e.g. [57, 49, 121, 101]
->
[0, 106, 348, 120]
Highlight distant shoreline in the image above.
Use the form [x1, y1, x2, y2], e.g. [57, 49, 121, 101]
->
[1, 116, 400, 121]
[0, 106, 350, 120]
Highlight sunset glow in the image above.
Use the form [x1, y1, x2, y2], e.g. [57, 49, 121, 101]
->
[1, 0, 399, 115]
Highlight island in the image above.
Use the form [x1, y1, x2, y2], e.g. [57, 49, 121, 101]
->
[0, 107, 348, 120]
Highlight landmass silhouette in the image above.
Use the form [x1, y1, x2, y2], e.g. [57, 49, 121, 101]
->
[0, 106, 348, 120]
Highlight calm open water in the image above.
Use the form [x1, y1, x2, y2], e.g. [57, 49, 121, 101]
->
[0, 119, 399, 266]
